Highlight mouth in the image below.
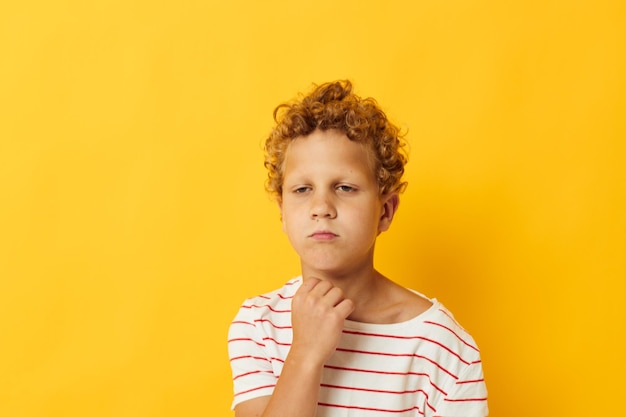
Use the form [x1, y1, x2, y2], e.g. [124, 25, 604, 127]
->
[309, 230, 338, 241]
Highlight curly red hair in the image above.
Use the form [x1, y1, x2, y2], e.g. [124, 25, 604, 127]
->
[264, 80, 408, 200]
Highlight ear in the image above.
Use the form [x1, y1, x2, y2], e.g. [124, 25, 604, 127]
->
[277, 199, 286, 232]
[378, 192, 399, 233]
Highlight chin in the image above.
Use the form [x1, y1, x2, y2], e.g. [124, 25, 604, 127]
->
[301, 259, 353, 277]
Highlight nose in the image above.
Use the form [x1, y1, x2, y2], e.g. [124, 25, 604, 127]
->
[310, 190, 337, 220]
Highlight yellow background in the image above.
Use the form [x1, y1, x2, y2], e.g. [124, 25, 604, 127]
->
[1, 1, 624, 416]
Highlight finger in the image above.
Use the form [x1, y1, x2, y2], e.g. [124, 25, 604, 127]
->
[324, 286, 346, 307]
[335, 298, 355, 319]
[309, 279, 334, 297]
[298, 277, 321, 294]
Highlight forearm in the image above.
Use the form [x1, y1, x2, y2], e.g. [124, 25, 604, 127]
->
[259, 349, 323, 417]
[235, 278, 352, 417]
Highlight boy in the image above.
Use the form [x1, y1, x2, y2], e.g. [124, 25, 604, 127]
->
[228, 80, 488, 417]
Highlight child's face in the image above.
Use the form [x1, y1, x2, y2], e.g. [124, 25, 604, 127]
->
[279, 129, 398, 277]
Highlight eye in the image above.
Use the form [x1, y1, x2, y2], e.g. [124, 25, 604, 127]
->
[337, 184, 356, 193]
[293, 186, 311, 194]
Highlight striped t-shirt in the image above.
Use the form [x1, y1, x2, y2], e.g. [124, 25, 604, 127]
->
[228, 277, 488, 417]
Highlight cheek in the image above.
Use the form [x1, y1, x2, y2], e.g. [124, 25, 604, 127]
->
[366, 209, 386, 235]
[280, 211, 298, 235]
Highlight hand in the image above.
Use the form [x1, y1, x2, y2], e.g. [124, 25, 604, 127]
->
[290, 278, 355, 366]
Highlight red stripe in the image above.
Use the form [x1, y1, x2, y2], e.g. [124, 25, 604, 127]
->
[423, 320, 479, 352]
[254, 318, 292, 329]
[228, 337, 265, 347]
[229, 355, 270, 363]
[318, 402, 426, 415]
[335, 348, 459, 379]
[234, 384, 276, 397]
[277, 293, 294, 300]
[444, 397, 487, 403]
[241, 304, 291, 313]
[262, 336, 292, 346]
[321, 384, 436, 412]
[230, 354, 284, 364]
[233, 369, 274, 381]
[343, 330, 471, 365]
[231, 320, 255, 327]
[456, 378, 484, 385]
[323, 365, 447, 395]
[437, 308, 458, 324]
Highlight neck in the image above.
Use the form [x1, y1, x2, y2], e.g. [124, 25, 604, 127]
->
[300, 262, 388, 319]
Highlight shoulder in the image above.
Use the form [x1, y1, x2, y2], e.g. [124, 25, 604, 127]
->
[228, 278, 300, 351]
[423, 301, 480, 344]
[240, 277, 300, 310]
[231, 277, 301, 324]
[416, 300, 483, 366]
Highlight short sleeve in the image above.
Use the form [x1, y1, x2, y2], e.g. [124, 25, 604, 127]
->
[227, 303, 278, 409]
[435, 361, 489, 417]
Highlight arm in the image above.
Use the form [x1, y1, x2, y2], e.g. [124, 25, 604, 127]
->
[235, 278, 354, 417]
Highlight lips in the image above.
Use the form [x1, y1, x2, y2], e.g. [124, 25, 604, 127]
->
[309, 230, 338, 241]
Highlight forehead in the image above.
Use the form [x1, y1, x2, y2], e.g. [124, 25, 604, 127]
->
[283, 130, 375, 179]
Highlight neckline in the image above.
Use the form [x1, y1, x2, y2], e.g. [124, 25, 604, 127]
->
[342, 296, 440, 331]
